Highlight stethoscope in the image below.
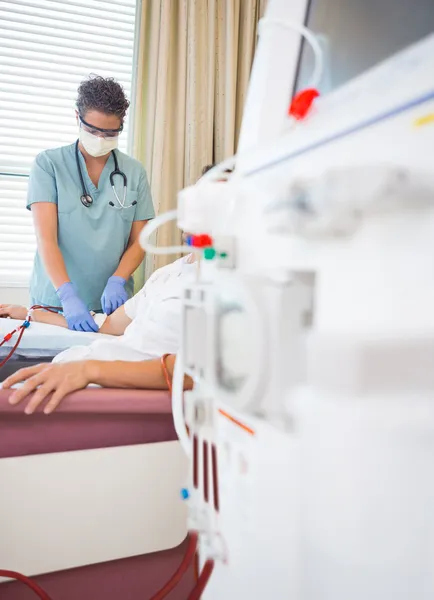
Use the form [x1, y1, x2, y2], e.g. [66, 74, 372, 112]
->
[75, 140, 137, 210]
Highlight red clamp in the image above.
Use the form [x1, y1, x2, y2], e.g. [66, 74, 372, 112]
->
[187, 234, 213, 248]
[289, 88, 320, 120]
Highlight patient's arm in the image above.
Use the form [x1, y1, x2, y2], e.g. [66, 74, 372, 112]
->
[0, 304, 67, 327]
[98, 305, 132, 336]
[3, 355, 192, 415]
[0, 303, 131, 335]
[85, 355, 187, 390]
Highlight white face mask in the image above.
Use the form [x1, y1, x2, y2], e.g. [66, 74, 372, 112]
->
[79, 127, 118, 157]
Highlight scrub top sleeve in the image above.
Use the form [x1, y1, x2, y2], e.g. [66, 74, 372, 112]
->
[26, 152, 57, 210]
[134, 169, 155, 222]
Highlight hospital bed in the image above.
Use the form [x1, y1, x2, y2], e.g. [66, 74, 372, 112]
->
[0, 387, 191, 599]
[0, 318, 112, 378]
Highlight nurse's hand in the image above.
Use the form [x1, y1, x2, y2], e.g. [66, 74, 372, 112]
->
[0, 304, 27, 320]
[57, 282, 98, 332]
[101, 275, 128, 316]
[3, 362, 90, 414]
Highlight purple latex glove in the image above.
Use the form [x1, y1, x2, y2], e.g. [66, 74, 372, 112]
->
[57, 282, 98, 332]
[101, 275, 128, 315]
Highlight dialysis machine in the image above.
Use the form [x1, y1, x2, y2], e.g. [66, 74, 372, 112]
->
[141, 0, 434, 598]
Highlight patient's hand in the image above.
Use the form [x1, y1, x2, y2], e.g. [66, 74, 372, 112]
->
[0, 304, 27, 320]
[3, 362, 91, 415]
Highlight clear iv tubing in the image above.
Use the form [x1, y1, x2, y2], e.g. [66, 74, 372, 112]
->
[139, 157, 237, 257]
[139, 210, 188, 256]
[257, 17, 324, 90]
[172, 349, 194, 456]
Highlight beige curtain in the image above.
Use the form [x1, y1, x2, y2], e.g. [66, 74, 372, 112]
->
[132, 0, 266, 280]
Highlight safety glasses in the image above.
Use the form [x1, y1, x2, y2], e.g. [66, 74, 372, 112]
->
[79, 115, 123, 139]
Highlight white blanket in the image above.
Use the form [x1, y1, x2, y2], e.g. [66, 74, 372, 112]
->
[0, 318, 114, 358]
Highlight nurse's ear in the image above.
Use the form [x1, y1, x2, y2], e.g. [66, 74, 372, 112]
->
[75, 110, 80, 126]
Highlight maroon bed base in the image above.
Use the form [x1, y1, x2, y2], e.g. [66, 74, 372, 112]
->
[0, 388, 194, 600]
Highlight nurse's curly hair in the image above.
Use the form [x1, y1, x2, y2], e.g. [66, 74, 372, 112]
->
[76, 74, 130, 121]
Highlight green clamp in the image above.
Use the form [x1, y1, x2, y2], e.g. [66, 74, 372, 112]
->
[203, 247, 217, 260]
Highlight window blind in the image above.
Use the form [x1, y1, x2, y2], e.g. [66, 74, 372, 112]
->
[0, 0, 138, 286]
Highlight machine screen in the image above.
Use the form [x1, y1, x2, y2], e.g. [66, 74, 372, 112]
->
[295, 0, 434, 95]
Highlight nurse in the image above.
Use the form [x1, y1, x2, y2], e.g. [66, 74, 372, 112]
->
[27, 75, 155, 332]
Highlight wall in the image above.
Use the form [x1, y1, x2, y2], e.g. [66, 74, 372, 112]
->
[1, 287, 30, 306]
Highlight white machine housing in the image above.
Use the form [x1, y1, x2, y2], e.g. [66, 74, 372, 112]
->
[175, 4, 434, 597]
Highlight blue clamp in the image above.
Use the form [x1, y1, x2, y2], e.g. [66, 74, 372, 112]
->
[22, 320, 31, 328]
[180, 487, 190, 500]
[185, 235, 193, 247]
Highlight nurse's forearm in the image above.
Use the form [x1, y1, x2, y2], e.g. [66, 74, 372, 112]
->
[85, 356, 193, 390]
[32, 203, 71, 291]
[38, 240, 70, 290]
[113, 240, 145, 280]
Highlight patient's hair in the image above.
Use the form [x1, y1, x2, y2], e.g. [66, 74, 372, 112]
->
[76, 75, 130, 121]
[202, 164, 234, 176]
[202, 164, 215, 175]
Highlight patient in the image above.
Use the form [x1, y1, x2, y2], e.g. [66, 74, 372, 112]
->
[1, 163, 226, 414]
[1, 247, 195, 414]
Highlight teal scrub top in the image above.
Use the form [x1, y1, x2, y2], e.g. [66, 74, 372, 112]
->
[27, 143, 155, 311]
